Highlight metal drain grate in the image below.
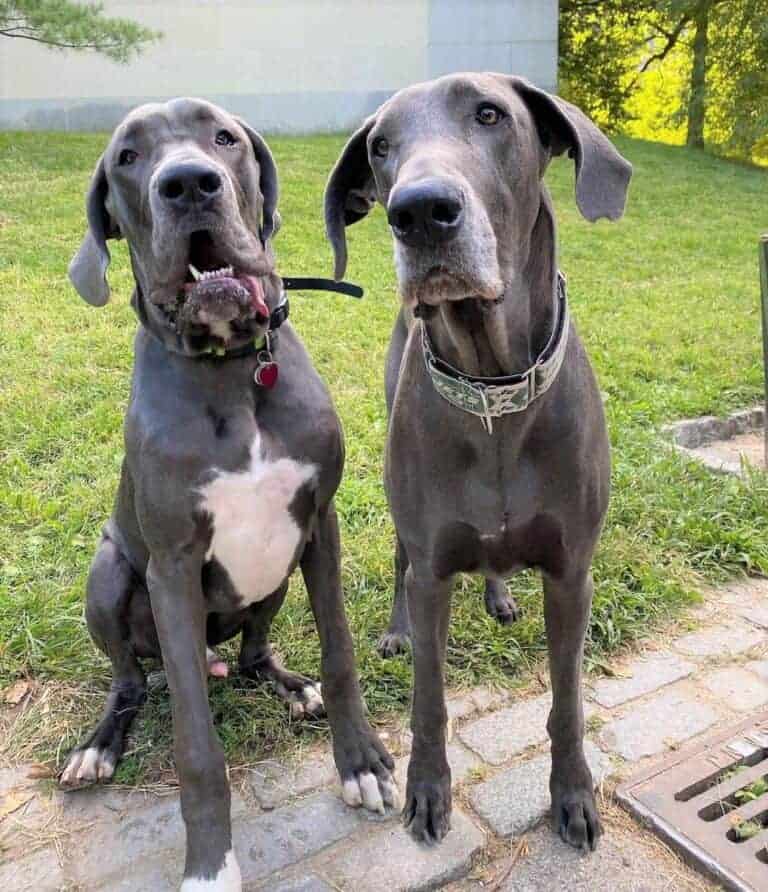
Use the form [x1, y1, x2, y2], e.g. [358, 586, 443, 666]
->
[617, 710, 768, 891]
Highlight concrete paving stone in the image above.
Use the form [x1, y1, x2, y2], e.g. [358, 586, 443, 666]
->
[0, 765, 34, 797]
[446, 741, 485, 785]
[673, 622, 764, 658]
[718, 580, 768, 628]
[459, 694, 551, 764]
[700, 666, 768, 711]
[54, 783, 163, 823]
[0, 846, 66, 892]
[589, 652, 695, 708]
[459, 693, 593, 766]
[266, 875, 336, 892]
[739, 602, 768, 630]
[746, 659, 768, 682]
[95, 855, 181, 891]
[717, 578, 768, 607]
[598, 686, 719, 761]
[68, 792, 187, 884]
[499, 823, 701, 891]
[233, 790, 374, 884]
[395, 740, 483, 791]
[246, 753, 337, 809]
[447, 693, 478, 722]
[469, 741, 611, 837]
[320, 806, 485, 891]
[470, 686, 509, 712]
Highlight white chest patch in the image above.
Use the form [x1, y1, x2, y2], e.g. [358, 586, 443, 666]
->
[199, 433, 317, 604]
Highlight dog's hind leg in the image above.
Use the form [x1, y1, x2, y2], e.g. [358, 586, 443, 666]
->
[377, 534, 412, 657]
[60, 532, 147, 786]
[543, 566, 602, 852]
[238, 585, 325, 719]
[483, 578, 521, 625]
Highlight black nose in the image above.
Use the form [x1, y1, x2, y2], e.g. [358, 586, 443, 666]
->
[387, 180, 464, 247]
[157, 162, 223, 208]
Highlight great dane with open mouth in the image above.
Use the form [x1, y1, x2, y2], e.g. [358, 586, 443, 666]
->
[63, 98, 396, 890]
[325, 74, 631, 851]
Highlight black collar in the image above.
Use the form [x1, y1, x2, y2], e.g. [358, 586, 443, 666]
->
[204, 293, 290, 359]
[208, 276, 363, 360]
[136, 275, 363, 361]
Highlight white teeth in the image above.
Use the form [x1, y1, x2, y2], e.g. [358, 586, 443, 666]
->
[188, 264, 235, 283]
[193, 265, 235, 282]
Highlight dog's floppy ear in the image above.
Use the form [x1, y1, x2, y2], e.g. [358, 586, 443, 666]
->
[69, 155, 117, 306]
[506, 77, 632, 222]
[235, 118, 279, 243]
[324, 116, 377, 280]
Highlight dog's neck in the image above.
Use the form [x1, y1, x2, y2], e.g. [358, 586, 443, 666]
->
[422, 193, 558, 378]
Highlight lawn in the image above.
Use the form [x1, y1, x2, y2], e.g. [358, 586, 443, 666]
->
[0, 131, 766, 782]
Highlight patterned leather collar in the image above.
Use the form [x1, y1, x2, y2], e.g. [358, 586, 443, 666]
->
[420, 273, 570, 434]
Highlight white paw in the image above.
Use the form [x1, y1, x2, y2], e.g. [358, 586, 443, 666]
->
[60, 746, 116, 785]
[341, 770, 400, 814]
[281, 682, 324, 719]
[180, 850, 241, 891]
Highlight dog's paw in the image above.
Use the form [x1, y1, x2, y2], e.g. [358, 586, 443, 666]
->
[180, 849, 242, 891]
[60, 746, 116, 786]
[377, 629, 411, 658]
[403, 774, 452, 844]
[342, 769, 399, 814]
[551, 783, 602, 852]
[280, 681, 325, 720]
[484, 584, 521, 626]
[336, 725, 398, 815]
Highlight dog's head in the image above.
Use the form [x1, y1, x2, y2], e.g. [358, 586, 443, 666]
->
[325, 73, 632, 307]
[69, 97, 282, 351]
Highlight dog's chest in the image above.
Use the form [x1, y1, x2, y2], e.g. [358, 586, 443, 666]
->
[199, 433, 317, 605]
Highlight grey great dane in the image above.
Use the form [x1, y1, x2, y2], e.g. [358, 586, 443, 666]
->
[325, 74, 631, 851]
[63, 98, 396, 891]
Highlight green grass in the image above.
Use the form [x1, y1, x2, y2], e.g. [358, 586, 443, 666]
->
[1, 132, 767, 780]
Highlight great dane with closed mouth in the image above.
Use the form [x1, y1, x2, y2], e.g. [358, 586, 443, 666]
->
[63, 97, 396, 890]
[324, 73, 631, 851]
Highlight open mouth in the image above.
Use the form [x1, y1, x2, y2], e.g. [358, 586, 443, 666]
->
[180, 229, 270, 321]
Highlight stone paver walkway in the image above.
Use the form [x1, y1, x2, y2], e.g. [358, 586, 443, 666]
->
[2, 578, 767, 890]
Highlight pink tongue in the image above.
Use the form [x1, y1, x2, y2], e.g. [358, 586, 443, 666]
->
[241, 275, 269, 320]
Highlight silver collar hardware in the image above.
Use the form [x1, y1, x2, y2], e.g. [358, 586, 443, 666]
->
[420, 273, 570, 435]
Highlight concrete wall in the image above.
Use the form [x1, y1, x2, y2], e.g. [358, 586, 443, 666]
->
[0, 0, 558, 132]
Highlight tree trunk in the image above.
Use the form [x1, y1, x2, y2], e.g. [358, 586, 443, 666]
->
[686, 0, 711, 148]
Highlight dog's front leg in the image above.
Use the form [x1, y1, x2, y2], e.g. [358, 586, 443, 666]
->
[147, 553, 240, 892]
[543, 566, 602, 853]
[301, 500, 397, 813]
[403, 561, 453, 844]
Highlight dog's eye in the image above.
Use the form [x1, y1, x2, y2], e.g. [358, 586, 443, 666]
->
[476, 104, 504, 126]
[118, 149, 138, 166]
[372, 137, 389, 158]
[215, 130, 237, 147]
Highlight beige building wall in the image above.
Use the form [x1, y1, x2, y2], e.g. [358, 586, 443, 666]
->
[0, 0, 557, 132]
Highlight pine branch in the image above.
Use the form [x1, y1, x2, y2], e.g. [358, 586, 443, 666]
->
[0, 28, 123, 50]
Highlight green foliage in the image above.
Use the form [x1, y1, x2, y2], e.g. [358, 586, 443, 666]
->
[559, 1, 653, 131]
[0, 0, 159, 62]
[0, 132, 766, 777]
[560, 0, 768, 162]
[734, 777, 768, 802]
[705, 1, 768, 158]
